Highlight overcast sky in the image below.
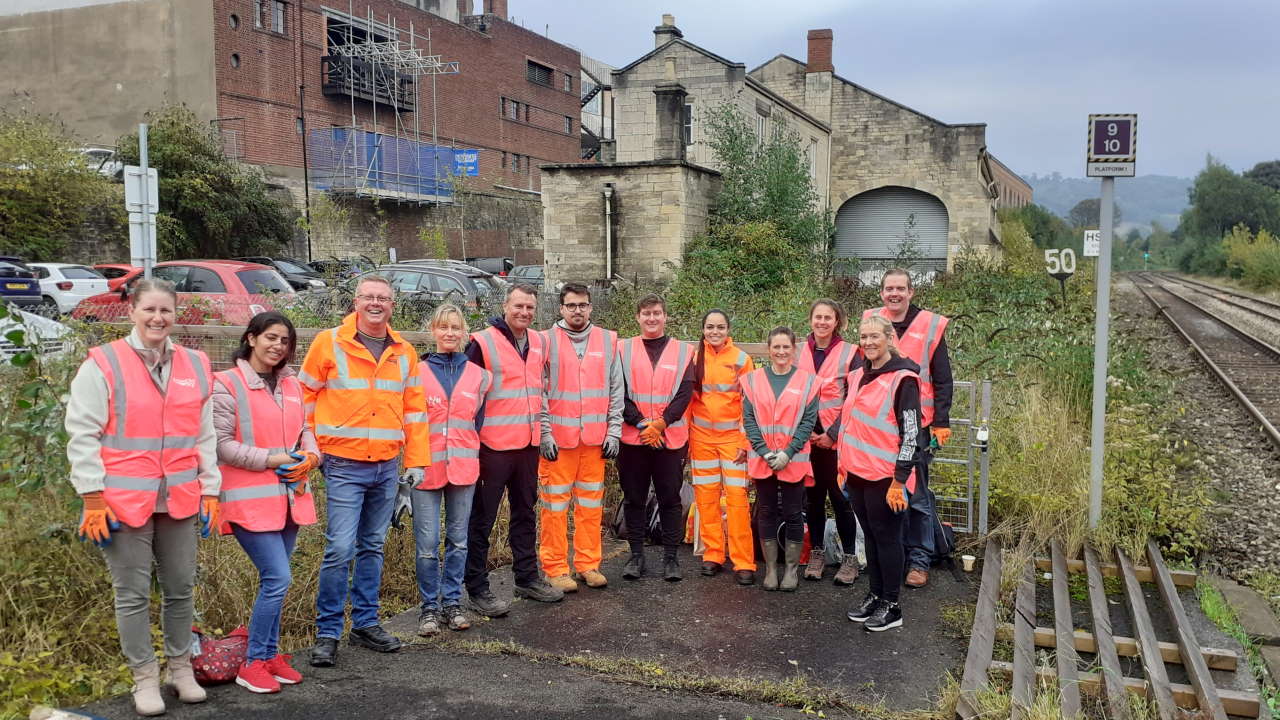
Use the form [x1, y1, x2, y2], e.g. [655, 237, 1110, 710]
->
[514, 0, 1279, 180]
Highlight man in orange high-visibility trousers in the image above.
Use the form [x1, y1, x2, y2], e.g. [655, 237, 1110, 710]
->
[860, 267, 953, 589]
[464, 283, 564, 616]
[536, 282, 624, 593]
[688, 309, 756, 585]
[618, 293, 697, 582]
[300, 275, 430, 668]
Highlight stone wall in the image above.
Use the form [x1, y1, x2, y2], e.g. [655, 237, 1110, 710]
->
[540, 160, 720, 291]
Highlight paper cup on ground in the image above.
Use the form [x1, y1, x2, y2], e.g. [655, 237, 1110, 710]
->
[961, 554, 977, 572]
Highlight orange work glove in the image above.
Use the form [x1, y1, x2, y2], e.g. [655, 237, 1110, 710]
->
[198, 496, 221, 539]
[931, 427, 952, 447]
[886, 480, 908, 513]
[640, 418, 668, 448]
[78, 491, 120, 546]
[280, 452, 320, 481]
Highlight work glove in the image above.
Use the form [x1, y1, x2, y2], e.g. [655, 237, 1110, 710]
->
[276, 451, 320, 494]
[78, 491, 120, 547]
[767, 450, 790, 471]
[639, 418, 667, 448]
[602, 436, 620, 460]
[733, 447, 748, 465]
[930, 427, 952, 447]
[401, 467, 425, 489]
[540, 435, 559, 462]
[391, 482, 413, 530]
[886, 480, 909, 514]
[198, 496, 221, 538]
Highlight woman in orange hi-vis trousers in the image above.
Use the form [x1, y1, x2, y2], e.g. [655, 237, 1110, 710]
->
[688, 310, 756, 585]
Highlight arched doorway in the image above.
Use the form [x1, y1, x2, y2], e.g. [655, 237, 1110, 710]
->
[834, 186, 949, 275]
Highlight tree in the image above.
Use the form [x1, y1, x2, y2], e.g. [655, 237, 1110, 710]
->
[1243, 160, 1280, 192]
[1067, 198, 1121, 229]
[116, 104, 296, 260]
[1003, 204, 1073, 248]
[1179, 157, 1280, 242]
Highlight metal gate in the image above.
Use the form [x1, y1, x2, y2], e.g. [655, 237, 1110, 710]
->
[930, 379, 992, 535]
[834, 186, 949, 275]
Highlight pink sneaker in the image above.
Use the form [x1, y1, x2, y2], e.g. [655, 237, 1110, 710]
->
[267, 654, 303, 685]
[236, 659, 281, 694]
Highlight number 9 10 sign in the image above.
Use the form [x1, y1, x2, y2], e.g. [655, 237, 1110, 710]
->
[1087, 114, 1137, 177]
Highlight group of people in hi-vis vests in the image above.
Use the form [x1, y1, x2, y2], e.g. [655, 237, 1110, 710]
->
[67, 267, 951, 716]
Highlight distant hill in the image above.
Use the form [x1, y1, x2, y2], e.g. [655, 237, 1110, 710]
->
[1025, 173, 1190, 235]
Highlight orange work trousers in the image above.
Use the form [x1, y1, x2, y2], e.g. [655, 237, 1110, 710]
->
[689, 441, 755, 571]
[538, 444, 606, 578]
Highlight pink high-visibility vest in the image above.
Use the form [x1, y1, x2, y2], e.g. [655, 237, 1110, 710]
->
[862, 308, 949, 428]
[545, 325, 615, 449]
[797, 338, 858, 433]
[88, 339, 211, 528]
[418, 360, 490, 489]
[740, 368, 819, 484]
[472, 326, 544, 450]
[215, 365, 316, 532]
[837, 366, 919, 492]
[619, 337, 692, 449]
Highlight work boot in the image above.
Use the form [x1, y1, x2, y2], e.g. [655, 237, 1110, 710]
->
[905, 568, 929, 588]
[761, 540, 780, 591]
[622, 552, 646, 580]
[700, 560, 722, 576]
[349, 624, 402, 652]
[417, 609, 442, 637]
[734, 569, 756, 586]
[576, 569, 608, 588]
[130, 661, 165, 716]
[310, 637, 337, 667]
[781, 541, 803, 592]
[514, 578, 565, 602]
[548, 574, 579, 593]
[443, 605, 471, 631]
[804, 547, 825, 581]
[467, 587, 511, 617]
[165, 651, 207, 703]
[833, 555, 860, 586]
[663, 553, 682, 582]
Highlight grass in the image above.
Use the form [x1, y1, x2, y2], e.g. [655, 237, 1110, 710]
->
[1197, 580, 1280, 716]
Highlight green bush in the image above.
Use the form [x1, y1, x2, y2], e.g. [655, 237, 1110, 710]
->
[1223, 224, 1280, 290]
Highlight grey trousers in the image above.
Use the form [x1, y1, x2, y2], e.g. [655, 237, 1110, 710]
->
[101, 514, 198, 667]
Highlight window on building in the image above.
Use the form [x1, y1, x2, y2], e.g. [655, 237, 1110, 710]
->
[501, 151, 507, 168]
[807, 138, 818, 179]
[564, 116, 573, 134]
[563, 74, 572, 92]
[755, 112, 768, 146]
[253, 0, 263, 27]
[682, 103, 693, 146]
[526, 60, 554, 87]
[508, 100, 520, 121]
[271, 0, 287, 33]
[512, 154, 522, 173]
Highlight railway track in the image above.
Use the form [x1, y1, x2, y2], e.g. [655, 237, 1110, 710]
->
[1154, 272, 1280, 325]
[1132, 272, 1280, 448]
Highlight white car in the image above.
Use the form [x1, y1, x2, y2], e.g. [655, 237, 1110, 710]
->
[29, 262, 109, 315]
[0, 308, 72, 360]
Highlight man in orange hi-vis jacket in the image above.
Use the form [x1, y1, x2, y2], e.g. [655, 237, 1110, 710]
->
[299, 275, 430, 668]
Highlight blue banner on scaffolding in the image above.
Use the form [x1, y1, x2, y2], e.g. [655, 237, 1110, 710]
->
[306, 128, 455, 200]
[453, 149, 479, 177]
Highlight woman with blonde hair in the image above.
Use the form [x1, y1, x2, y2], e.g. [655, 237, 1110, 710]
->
[834, 314, 925, 632]
[410, 304, 491, 635]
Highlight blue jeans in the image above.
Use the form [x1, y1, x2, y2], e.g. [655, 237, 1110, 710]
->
[411, 483, 476, 611]
[904, 452, 937, 570]
[315, 455, 400, 639]
[232, 519, 299, 661]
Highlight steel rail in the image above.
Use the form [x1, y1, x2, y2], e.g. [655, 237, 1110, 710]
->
[1156, 272, 1280, 323]
[1133, 273, 1280, 449]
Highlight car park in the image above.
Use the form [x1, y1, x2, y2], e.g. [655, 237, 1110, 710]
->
[509, 264, 544, 289]
[0, 257, 41, 309]
[464, 256, 513, 276]
[93, 263, 142, 291]
[394, 260, 506, 302]
[235, 256, 327, 290]
[0, 308, 72, 360]
[29, 262, 109, 314]
[348, 263, 499, 310]
[309, 256, 376, 280]
[72, 259, 293, 325]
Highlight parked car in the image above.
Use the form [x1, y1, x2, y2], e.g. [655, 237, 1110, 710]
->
[509, 264, 544, 289]
[0, 258, 40, 309]
[464, 256, 513, 276]
[348, 263, 501, 310]
[393, 260, 506, 302]
[72, 260, 294, 325]
[93, 263, 143, 291]
[29, 262, 109, 314]
[235, 256, 327, 290]
[309, 256, 376, 280]
[0, 308, 72, 360]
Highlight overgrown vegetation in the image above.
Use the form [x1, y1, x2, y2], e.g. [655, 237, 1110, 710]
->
[1197, 581, 1280, 715]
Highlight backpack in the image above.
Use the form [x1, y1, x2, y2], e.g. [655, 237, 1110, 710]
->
[610, 480, 694, 544]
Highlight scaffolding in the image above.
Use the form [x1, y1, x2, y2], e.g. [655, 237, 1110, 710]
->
[310, 4, 460, 204]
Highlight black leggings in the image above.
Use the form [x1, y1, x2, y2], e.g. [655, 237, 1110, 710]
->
[807, 446, 859, 553]
[846, 474, 906, 603]
[755, 477, 805, 544]
[617, 442, 687, 553]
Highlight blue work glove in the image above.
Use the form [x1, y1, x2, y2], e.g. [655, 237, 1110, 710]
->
[198, 496, 221, 539]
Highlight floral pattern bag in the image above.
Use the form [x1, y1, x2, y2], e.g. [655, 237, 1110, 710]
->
[190, 625, 248, 685]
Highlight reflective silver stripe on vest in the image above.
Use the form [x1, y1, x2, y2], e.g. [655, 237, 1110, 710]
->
[548, 413, 608, 426]
[165, 468, 200, 486]
[431, 446, 479, 463]
[103, 474, 162, 491]
[222, 370, 257, 447]
[700, 383, 736, 393]
[316, 424, 405, 441]
[222, 483, 288, 503]
[97, 341, 204, 450]
[404, 412, 427, 424]
[99, 435, 198, 451]
[481, 415, 536, 426]
[840, 432, 899, 463]
[99, 342, 130, 443]
[178, 346, 210, 399]
[692, 416, 738, 430]
[851, 374, 900, 434]
[919, 312, 943, 384]
[297, 369, 323, 391]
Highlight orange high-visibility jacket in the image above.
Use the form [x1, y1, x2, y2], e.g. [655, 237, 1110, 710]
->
[862, 308, 948, 428]
[741, 367, 820, 484]
[545, 324, 616, 449]
[472, 325, 545, 450]
[214, 363, 317, 532]
[837, 366, 919, 492]
[297, 313, 430, 466]
[418, 359, 490, 489]
[619, 336, 693, 449]
[688, 338, 752, 448]
[797, 338, 858, 433]
[87, 338, 212, 527]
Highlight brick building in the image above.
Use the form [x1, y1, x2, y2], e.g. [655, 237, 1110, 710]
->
[989, 154, 1033, 209]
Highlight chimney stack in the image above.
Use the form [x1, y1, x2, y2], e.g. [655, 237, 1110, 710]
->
[653, 56, 687, 162]
[488, 0, 507, 20]
[654, 14, 683, 48]
[806, 29, 833, 73]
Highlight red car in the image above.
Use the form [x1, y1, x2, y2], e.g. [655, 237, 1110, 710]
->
[73, 260, 294, 325]
[93, 263, 142, 292]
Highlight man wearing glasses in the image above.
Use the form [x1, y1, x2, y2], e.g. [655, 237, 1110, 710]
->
[536, 283, 624, 593]
[300, 275, 429, 667]
[464, 283, 562, 616]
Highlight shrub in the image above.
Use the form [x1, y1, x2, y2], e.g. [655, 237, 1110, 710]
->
[1223, 224, 1280, 290]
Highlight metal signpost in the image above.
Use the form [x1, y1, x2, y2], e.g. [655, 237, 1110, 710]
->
[124, 123, 158, 280]
[1085, 114, 1137, 528]
[1044, 247, 1076, 305]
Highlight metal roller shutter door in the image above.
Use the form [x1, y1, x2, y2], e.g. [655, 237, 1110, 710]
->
[834, 186, 949, 268]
